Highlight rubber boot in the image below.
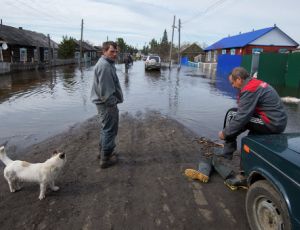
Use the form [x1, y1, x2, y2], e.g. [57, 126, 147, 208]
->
[185, 157, 212, 183]
[224, 173, 248, 190]
[218, 141, 236, 159]
[100, 152, 118, 169]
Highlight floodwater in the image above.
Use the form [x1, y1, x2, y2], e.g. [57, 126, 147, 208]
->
[0, 61, 300, 151]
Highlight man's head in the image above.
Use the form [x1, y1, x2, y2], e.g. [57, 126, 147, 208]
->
[102, 41, 118, 61]
[229, 67, 250, 89]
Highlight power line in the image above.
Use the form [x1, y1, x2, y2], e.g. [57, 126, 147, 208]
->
[182, 0, 229, 24]
[10, 0, 70, 23]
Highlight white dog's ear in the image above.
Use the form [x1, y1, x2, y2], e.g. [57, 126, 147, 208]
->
[59, 152, 66, 159]
[52, 150, 58, 156]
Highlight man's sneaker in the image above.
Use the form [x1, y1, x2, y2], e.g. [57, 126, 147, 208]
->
[99, 153, 118, 169]
[224, 174, 248, 190]
[184, 169, 209, 183]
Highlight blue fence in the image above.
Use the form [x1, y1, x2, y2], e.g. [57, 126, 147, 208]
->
[216, 54, 242, 77]
[181, 56, 189, 65]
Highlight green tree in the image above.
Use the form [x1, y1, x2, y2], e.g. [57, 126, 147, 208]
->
[58, 36, 76, 59]
[149, 38, 159, 54]
[160, 29, 170, 59]
[142, 45, 149, 55]
[116, 37, 138, 54]
[116, 38, 127, 53]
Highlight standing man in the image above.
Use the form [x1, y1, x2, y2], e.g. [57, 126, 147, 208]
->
[185, 67, 287, 188]
[91, 41, 123, 169]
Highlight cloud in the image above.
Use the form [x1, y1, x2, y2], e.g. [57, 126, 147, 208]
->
[1, 0, 299, 48]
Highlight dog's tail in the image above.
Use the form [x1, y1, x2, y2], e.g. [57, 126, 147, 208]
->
[0, 146, 13, 166]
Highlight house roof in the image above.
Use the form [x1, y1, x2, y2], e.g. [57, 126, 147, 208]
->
[0, 24, 58, 48]
[74, 40, 97, 51]
[180, 42, 203, 53]
[204, 26, 299, 51]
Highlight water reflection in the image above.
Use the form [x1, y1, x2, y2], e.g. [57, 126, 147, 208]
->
[0, 70, 52, 103]
[144, 69, 164, 83]
[213, 72, 238, 99]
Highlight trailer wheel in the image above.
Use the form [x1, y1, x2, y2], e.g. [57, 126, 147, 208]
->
[246, 180, 291, 230]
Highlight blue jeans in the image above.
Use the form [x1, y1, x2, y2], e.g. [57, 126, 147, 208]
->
[96, 104, 119, 158]
[222, 108, 270, 156]
[198, 152, 235, 180]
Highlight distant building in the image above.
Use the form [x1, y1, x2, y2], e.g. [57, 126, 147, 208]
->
[0, 24, 58, 63]
[204, 25, 299, 63]
[180, 43, 204, 62]
[93, 45, 102, 58]
[73, 40, 97, 61]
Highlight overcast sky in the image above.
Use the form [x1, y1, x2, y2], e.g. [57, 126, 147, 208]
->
[1, 0, 299, 48]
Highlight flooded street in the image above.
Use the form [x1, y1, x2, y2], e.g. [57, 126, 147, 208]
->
[0, 61, 299, 151]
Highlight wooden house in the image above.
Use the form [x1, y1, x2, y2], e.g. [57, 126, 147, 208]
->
[0, 24, 58, 63]
[204, 25, 299, 63]
[180, 43, 204, 61]
[93, 45, 103, 58]
[73, 40, 97, 61]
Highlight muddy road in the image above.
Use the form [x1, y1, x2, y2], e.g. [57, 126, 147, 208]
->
[0, 112, 249, 230]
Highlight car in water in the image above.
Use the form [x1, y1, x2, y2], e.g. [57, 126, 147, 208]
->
[145, 55, 161, 71]
[241, 133, 300, 230]
[142, 55, 148, 61]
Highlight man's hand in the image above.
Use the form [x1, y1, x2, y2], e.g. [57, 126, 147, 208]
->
[218, 131, 225, 140]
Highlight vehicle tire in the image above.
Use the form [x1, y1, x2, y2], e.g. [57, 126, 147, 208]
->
[246, 180, 291, 230]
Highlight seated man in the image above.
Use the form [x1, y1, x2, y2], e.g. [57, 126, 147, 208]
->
[185, 67, 287, 188]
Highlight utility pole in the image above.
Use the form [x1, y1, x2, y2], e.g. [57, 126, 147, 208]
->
[169, 15, 176, 69]
[47, 34, 52, 64]
[177, 18, 181, 70]
[80, 19, 83, 61]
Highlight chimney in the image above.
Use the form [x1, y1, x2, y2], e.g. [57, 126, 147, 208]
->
[19, 27, 23, 30]
[239, 32, 241, 35]
[274, 23, 277, 27]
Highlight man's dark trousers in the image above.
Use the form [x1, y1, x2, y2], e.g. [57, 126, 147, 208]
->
[97, 104, 119, 159]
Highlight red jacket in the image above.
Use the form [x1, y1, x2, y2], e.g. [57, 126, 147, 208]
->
[224, 78, 287, 138]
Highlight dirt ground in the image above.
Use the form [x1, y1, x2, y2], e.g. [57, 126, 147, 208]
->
[0, 111, 250, 230]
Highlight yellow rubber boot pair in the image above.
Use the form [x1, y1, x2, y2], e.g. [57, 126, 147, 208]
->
[184, 169, 209, 183]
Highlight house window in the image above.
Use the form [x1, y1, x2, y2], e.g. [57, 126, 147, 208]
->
[75, 51, 80, 59]
[44, 49, 49, 61]
[252, 48, 263, 54]
[278, 48, 287, 53]
[53, 50, 58, 59]
[222, 49, 226, 54]
[34, 49, 38, 61]
[207, 51, 211, 62]
[20, 48, 27, 62]
[230, 49, 235, 55]
[213, 50, 218, 62]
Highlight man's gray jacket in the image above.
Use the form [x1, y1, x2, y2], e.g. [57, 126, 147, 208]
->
[91, 56, 123, 107]
[223, 78, 287, 139]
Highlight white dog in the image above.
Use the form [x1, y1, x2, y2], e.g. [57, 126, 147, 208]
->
[0, 146, 66, 200]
